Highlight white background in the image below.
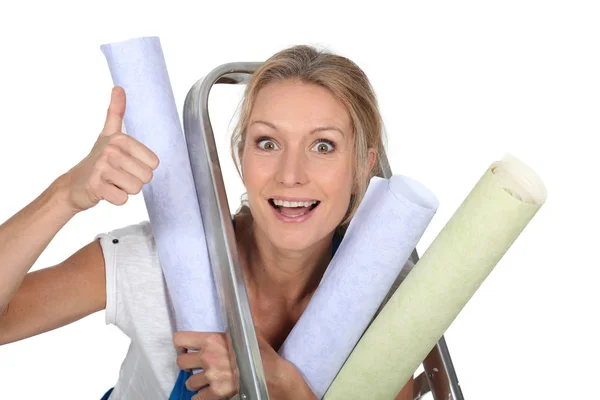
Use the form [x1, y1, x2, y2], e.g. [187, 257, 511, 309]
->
[0, 1, 598, 399]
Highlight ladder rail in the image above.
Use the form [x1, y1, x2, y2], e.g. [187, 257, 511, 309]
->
[183, 62, 269, 400]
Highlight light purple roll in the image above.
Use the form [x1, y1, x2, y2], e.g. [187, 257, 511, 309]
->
[101, 36, 223, 334]
[278, 175, 438, 398]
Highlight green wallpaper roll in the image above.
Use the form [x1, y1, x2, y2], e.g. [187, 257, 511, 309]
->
[323, 154, 547, 399]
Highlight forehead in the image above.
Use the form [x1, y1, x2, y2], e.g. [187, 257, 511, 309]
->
[250, 80, 352, 133]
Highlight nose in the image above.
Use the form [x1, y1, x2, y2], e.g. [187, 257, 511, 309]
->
[275, 147, 308, 187]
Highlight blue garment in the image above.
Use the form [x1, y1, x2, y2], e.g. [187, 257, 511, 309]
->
[169, 369, 196, 400]
[100, 388, 113, 400]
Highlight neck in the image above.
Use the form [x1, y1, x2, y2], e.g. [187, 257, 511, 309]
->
[241, 218, 333, 306]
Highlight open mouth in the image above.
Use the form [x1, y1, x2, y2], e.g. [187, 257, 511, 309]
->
[268, 198, 320, 218]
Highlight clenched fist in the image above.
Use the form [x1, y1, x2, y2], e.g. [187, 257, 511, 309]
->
[61, 86, 159, 213]
[173, 331, 317, 400]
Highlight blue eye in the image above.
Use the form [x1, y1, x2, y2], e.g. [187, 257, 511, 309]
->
[312, 140, 335, 153]
[257, 138, 279, 151]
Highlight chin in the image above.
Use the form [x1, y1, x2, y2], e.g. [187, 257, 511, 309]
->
[267, 227, 321, 252]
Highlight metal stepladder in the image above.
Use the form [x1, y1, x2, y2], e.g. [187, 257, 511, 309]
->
[182, 62, 466, 400]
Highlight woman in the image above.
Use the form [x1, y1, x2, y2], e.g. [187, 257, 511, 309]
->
[0, 45, 414, 399]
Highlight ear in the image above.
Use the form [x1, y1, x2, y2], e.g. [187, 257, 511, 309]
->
[351, 149, 377, 195]
[368, 148, 377, 172]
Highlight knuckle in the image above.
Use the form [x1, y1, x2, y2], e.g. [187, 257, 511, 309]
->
[211, 382, 226, 397]
[222, 369, 234, 381]
[213, 381, 235, 397]
[108, 132, 125, 144]
[199, 351, 212, 367]
[217, 366, 234, 383]
[134, 181, 143, 194]
[204, 368, 215, 382]
[100, 146, 118, 166]
[96, 161, 109, 177]
[97, 151, 110, 166]
[105, 143, 120, 156]
[204, 334, 216, 348]
[206, 333, 224, 348]
[142, 169, 153, 184]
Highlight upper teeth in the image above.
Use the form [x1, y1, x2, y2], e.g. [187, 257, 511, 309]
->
[273, 199, 318, 207]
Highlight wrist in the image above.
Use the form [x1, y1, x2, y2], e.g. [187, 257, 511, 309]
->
[47, 174, 79, 220]
[278, 361, 317, 400]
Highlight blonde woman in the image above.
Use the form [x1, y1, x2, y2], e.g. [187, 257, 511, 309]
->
[0, 45, 414, 400]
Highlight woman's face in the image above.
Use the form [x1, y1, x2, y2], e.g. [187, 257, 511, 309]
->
[242, 80, 355, 252]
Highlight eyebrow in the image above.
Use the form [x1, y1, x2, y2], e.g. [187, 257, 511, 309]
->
[250, 120, 346, 137]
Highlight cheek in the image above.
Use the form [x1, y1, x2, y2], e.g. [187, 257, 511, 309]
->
[242, 154, 273, 196]
[312, 162, 353, 202]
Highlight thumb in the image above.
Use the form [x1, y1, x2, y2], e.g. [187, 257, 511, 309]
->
[101, 86, 126, 136]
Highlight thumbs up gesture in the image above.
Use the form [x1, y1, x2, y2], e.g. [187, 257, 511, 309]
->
[61, 86, 160, 213]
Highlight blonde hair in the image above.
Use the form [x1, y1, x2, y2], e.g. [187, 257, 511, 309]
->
[230, 45, 385, 230]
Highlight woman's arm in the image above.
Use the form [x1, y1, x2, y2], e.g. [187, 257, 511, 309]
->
[0, 86, 158, 343]
[395, 376, 414, 400]
[0, 177, 77, 313]
[0, 239, 107, 345]
[276, 362, 317, 400]
[0, 86, 156, 312]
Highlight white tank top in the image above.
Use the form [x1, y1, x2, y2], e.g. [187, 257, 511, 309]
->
[96, 221, 182, 399]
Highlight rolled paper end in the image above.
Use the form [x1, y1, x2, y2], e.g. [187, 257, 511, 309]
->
[388, 175, 440, 211]
[491, 153, 547, 205]
[100, 35, 161, 52]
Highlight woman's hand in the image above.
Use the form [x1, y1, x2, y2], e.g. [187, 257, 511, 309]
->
[57, 86, 159, 213]
[174, 331, 317, 400]
[174, 331, 238, 400]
